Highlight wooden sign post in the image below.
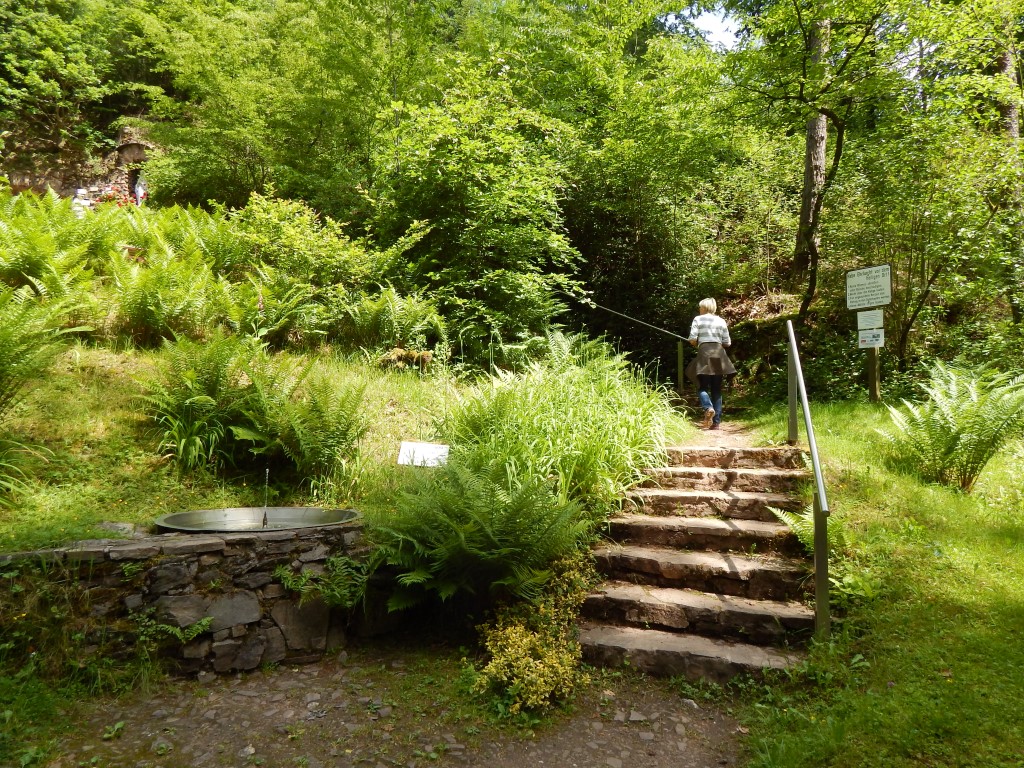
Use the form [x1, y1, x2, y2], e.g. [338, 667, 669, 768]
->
[846, 266, 891, 403]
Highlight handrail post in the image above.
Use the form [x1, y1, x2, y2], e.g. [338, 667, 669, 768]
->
[786, 320, 831, 642]
[813, 491, 830, 639]
[677, 340, 685, 398]
[788, 340, 798, 445]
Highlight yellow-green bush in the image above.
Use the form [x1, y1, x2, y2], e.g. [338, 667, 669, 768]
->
[470, 552, 597, 717]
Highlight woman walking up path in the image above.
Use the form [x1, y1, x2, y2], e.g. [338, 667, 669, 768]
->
[685, 298, 735, 430]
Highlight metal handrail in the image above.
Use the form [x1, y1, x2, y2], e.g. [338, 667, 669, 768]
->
[785, 319, 831, 639]
[563, 294, 688, 394]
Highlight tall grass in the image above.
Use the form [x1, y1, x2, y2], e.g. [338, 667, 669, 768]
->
[371, 331, 675, 609]
[438, 331, 673, 511]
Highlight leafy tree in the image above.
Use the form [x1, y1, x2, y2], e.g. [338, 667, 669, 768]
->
[370, 66, 580, 357]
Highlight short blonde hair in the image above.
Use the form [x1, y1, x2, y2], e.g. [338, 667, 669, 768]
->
[699, 298, 717, 315]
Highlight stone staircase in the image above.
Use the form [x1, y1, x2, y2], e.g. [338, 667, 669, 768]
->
[580, 443, 815, 684]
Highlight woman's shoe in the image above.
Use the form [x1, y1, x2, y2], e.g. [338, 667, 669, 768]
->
[702, 408, 715, 429]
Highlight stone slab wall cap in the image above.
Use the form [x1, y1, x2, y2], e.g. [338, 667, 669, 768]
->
[108, 544, 161, 560]
[160, 536, 227, 555]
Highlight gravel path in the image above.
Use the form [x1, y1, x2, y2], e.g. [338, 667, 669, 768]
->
[44, 644, 743, 768]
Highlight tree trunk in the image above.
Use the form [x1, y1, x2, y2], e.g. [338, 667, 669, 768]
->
[996, 48, 1020, 140]
[997, 45, 1023, 321]
[791, 19, 830, 306]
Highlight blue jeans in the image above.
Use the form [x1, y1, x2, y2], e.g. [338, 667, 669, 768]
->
[698, 374, 723, 425]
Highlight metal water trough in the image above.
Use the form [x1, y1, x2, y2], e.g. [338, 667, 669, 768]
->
[155, 507, 360, 534]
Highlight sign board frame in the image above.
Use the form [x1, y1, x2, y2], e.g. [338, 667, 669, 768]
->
[846, 264, 892, 310]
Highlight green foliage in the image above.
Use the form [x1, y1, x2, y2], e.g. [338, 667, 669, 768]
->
[0, 288, 63, 426]
[108, 246, 230, 345]
[275, 371, 368, 487]
[469, 552, 596, 718]
[230, 193, 377, 288]
[143, 339, 368, 484]
[229, 265, 313, 348]
[438, 331, 672, 511]
[274, 556, 368, 610]
[370, 460, 589, 610]
[883, 361, 1024, 491]
[340, 285, 446, 352]
[371, 68, 580, 355]
[0, 287, 64, 502]
[744, 400, 1024, 768]
[771, 505, 846, 558]
[141, 334, 250, 472]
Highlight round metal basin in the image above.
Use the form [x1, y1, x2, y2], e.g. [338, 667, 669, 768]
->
[155, 507, 360, 534]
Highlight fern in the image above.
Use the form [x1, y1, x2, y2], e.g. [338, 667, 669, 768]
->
[274, 556, 367, 609]
[771, 505, 846, 557]
[141, 335, 251, 472]
[883, 361, 1024, 491]
[371, 459, 589, 610]
[342, 284, 447, 351]
[279, 375, 368, 482]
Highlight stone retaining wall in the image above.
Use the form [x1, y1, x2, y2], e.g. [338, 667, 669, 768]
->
[0, 520, 366, 675]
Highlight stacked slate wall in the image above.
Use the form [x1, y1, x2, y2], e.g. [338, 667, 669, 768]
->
[0, 521, 365, 675]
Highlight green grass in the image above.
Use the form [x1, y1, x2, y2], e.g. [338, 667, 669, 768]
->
[741, 401, 1024, 768]
[0, 344, 451, 553]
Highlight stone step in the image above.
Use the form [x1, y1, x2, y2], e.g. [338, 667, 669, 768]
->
[643, 466, 808, 494]
[579, 624, 805, 684]
[583, 581, 814, 646]
[607, 514, 800, 554]
[667, 446, 805, 469]
[594, 544, 809, 601]
[626, 488, 802, 522]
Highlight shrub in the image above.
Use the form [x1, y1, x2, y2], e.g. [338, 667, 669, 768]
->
[438, 331, 672, 512]
[370, 459, 589, 610]
[231, 193, 377, 288]
[883, 361, 1024, 492]
[469, 552, 597, 717]
[141, 334, 251, 472]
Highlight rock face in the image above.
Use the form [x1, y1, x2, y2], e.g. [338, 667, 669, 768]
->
[0, 519, 366, 676]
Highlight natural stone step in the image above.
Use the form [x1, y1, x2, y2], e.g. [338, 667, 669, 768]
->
[626, 488, 802, 521]
[607, 514, 800, 554]
[579, 624, 805, 683]
[643, 466, 808, 494]
[666, 446, 805, 469]
[594, 544, 809, 601]
[583, 581, 814, 645]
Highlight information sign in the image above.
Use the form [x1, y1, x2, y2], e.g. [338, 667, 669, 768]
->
[846, 265, 892, 310]
[858, 329, 884, 349]
[397, 441, 449, 467]
[857, 309, 884, 330]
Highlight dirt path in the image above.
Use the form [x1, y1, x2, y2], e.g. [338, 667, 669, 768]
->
[45, 644, 744, 768]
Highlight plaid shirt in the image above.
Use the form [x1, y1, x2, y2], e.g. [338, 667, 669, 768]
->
[688, 314, 731, 346]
